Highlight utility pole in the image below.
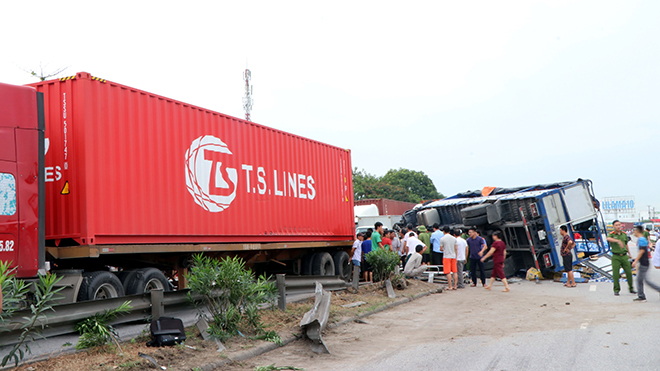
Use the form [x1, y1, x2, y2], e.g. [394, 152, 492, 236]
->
[243, 68, 253, 121]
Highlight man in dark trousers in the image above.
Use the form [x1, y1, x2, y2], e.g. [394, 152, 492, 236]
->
[560, 226, 576, 287]
[466, 228, 487, 287]
[607, 220, 636, 296]
[632, 225, 660, 302]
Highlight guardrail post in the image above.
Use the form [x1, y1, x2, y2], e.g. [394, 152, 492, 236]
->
[151, 289, 164, 320]
[276, 274, 286, 311]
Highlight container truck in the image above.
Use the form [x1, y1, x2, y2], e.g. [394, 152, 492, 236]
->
[400, 180, 609, 276]
[0, 72, 355, 303]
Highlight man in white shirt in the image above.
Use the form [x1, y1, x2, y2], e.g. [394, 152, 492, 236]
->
[402, 224, 418, 256]
[351, 233, 364, 268]
[453, 229, 468, 289]
[440, 226, 458, 290]
[404, 245, 427, 278]
[405, 231, 425, 265]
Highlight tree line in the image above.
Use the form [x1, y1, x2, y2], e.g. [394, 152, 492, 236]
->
[353, 167, 444, 203]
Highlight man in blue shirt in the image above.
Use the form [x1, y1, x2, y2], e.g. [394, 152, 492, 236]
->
[430, 223, 444, 266]
[632, 225, 660, 302]
[361, 230, 373, 283]
[466, 227, 488, 287]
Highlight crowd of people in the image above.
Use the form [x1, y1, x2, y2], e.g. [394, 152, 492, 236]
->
[351, 219, 660, 300]
[350, 222, 511, 292]
[607, 220, 660, 301]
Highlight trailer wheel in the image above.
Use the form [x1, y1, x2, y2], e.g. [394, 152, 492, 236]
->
[78, 271, 125, 302]
[312, 253, 335, 276]
[301, 254, 314, 275]
[332, 251, 351, 280]
[117, 270, 139, 293]
[126, 268, 171, 295]
[463, 214, 489, 226]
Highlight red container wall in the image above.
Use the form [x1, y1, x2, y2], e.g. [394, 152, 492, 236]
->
[32, 72, 354, 245]
[354, 199, 417, 216]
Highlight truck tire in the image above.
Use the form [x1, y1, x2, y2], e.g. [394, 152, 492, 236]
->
[332, 251, 351, 280]
[77, 271, 125, 302]
[125, 268, 171, 295]
[301, 254, 314, 275]
[116, 270, 140, 293]
[312, 252, 335, 276]
[460, 204, 489, 218]
[463, 214, 489, 226]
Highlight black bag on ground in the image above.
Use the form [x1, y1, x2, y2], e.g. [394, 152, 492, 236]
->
[146, 317, 186, 347]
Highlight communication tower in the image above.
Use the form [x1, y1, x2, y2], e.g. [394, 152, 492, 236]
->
[243, 69, 253, 121]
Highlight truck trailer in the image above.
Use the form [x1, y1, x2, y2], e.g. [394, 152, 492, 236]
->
[400, 180, 609, 276]
[0, 72, 355, 303]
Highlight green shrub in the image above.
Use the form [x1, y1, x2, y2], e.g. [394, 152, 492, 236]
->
[0, 262, 64, 367]
[75, 301, 132, 351]
[365, 248, 400, 282]
[186, 255, 278, 343]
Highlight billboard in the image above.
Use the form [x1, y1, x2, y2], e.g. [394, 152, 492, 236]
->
[602, 196, 636, 220]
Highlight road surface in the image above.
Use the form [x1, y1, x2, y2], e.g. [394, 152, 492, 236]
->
[227, 268, 660, 371]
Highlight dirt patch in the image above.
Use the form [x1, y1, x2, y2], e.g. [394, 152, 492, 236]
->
[14, 281, 438, 371]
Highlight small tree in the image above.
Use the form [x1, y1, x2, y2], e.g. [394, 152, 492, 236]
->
[365, 249, 400, 283]
[0, 262, 64, 367]
[186, 255, 278, 342]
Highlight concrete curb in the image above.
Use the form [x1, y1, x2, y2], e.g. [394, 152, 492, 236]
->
[198, 288, 440, 371]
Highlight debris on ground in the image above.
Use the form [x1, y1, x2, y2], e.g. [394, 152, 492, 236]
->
[341, 301, 367, 308]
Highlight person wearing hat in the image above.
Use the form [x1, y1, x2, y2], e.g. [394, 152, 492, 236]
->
[418, 225, 432, 264]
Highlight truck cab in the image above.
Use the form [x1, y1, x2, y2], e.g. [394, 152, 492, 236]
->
[0, 82, 45, 278]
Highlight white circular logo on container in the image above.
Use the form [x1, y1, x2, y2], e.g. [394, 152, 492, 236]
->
[185, 135, 238, 212]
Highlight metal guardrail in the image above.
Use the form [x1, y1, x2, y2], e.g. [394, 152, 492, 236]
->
[0, 289, 193, 346]
[277, 275, 348, 309]
[283, 275, 347, 295]
[0, 275, 348, 345]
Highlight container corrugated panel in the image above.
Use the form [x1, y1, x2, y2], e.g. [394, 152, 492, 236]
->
[354, 198, 417, 216]
[31, 72, 354, 245]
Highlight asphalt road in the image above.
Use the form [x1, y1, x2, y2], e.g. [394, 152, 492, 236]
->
[357, 310, 657, 371]
[227, 266, 660, 371]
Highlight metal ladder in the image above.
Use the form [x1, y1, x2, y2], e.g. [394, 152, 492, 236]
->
[581, 254, 613, 279]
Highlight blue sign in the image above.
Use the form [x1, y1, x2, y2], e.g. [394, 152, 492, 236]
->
[602, 198, 635, 211]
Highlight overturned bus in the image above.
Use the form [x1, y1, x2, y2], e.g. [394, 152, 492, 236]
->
[400, 179, 608, 277]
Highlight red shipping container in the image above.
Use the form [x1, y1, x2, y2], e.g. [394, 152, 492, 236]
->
[354, 198, 417, 216]
[31, 72, 354, 246]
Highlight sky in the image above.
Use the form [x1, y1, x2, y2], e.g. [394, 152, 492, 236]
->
[1, 1, 658, 220]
